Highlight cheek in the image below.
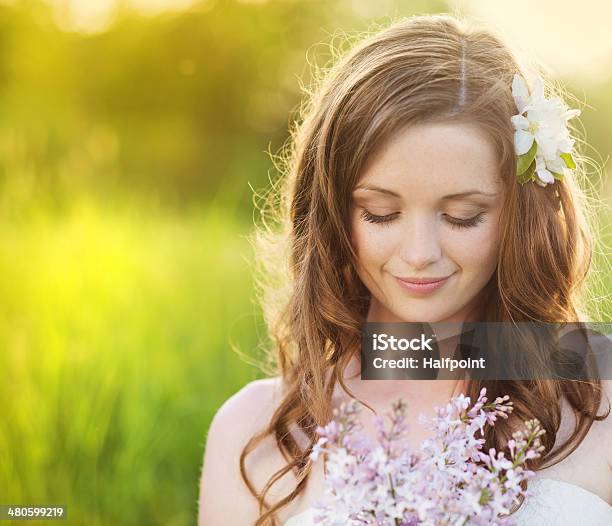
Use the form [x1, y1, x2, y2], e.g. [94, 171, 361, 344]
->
[351, 220, 398, 266]
[445, 222, 500, 272]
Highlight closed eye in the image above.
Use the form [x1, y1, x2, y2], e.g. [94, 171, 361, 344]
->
[445, 212, 486, 229]
[360, 209, 486, 229]
[360, 209, 399, 225]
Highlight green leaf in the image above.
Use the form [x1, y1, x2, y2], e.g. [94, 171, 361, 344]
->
[560, 152, 576, 170]
[517, 160, 536, 185]
[516, 141, 538, 176]
[479, 488, 493, 505]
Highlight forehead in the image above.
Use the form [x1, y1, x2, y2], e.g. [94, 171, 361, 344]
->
[356, 121, 502, 200]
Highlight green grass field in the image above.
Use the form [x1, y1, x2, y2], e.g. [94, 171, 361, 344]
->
[0, 195, 263, 525]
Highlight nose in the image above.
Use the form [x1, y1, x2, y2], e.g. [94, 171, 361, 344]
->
[397, 215, 442, 270]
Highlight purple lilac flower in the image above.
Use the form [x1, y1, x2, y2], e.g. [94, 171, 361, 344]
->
[308, 388, 545, 525]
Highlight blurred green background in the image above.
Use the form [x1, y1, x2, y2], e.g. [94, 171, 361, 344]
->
[0, 0, 610, 524]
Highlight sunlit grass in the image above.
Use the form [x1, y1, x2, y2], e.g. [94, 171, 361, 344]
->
[0, 195, 262, 525]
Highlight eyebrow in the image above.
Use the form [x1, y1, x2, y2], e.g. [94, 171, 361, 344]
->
[353, 185, 499, 200]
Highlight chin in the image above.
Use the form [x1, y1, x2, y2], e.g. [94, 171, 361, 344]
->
[392, 305, 456, 324]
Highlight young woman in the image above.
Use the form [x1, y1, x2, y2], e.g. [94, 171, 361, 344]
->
[199, 13, 612, 526]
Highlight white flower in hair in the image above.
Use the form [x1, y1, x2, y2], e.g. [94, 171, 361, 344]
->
[511, 73, 580, 186]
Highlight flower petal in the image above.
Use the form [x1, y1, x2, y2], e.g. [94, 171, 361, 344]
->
[514, 129, 534, 155]
[545, 156, 566, 174]
[510, 114, 529, 130]
[536, 166, 555, 185]
[512, 74, 530, 113]
[558, 137, 574, 153]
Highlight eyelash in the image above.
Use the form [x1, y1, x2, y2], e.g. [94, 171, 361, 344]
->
[359, 209, 486, 229]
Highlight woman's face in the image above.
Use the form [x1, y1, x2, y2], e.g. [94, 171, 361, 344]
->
[350, 121, 505, 323]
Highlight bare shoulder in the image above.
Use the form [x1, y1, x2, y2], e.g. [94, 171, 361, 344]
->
[198, 377, 294, 526]
[209, 377, 285, 437]
[555, 324, 612, 463]
[597, 378, 612, 462]
[535, 378, 612, 505]
[586, 379, 612, 463]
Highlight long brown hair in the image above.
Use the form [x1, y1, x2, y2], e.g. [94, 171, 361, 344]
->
[240, 13, 610, 525]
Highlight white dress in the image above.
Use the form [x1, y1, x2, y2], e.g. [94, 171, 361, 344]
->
[284, 477, 612, 525]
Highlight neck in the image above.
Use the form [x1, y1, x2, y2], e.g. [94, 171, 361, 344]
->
[338, 354, 467, 409]
[335, 300, 480, 408]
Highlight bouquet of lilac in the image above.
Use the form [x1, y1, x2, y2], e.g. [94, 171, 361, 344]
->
[309, 388, 546, 526]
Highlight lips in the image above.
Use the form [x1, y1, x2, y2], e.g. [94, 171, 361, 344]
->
[397, 276, 451, 284]
[395, 273, 454, 295]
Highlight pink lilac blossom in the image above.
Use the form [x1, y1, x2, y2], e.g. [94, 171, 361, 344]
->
[308, 388, 546, 525]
